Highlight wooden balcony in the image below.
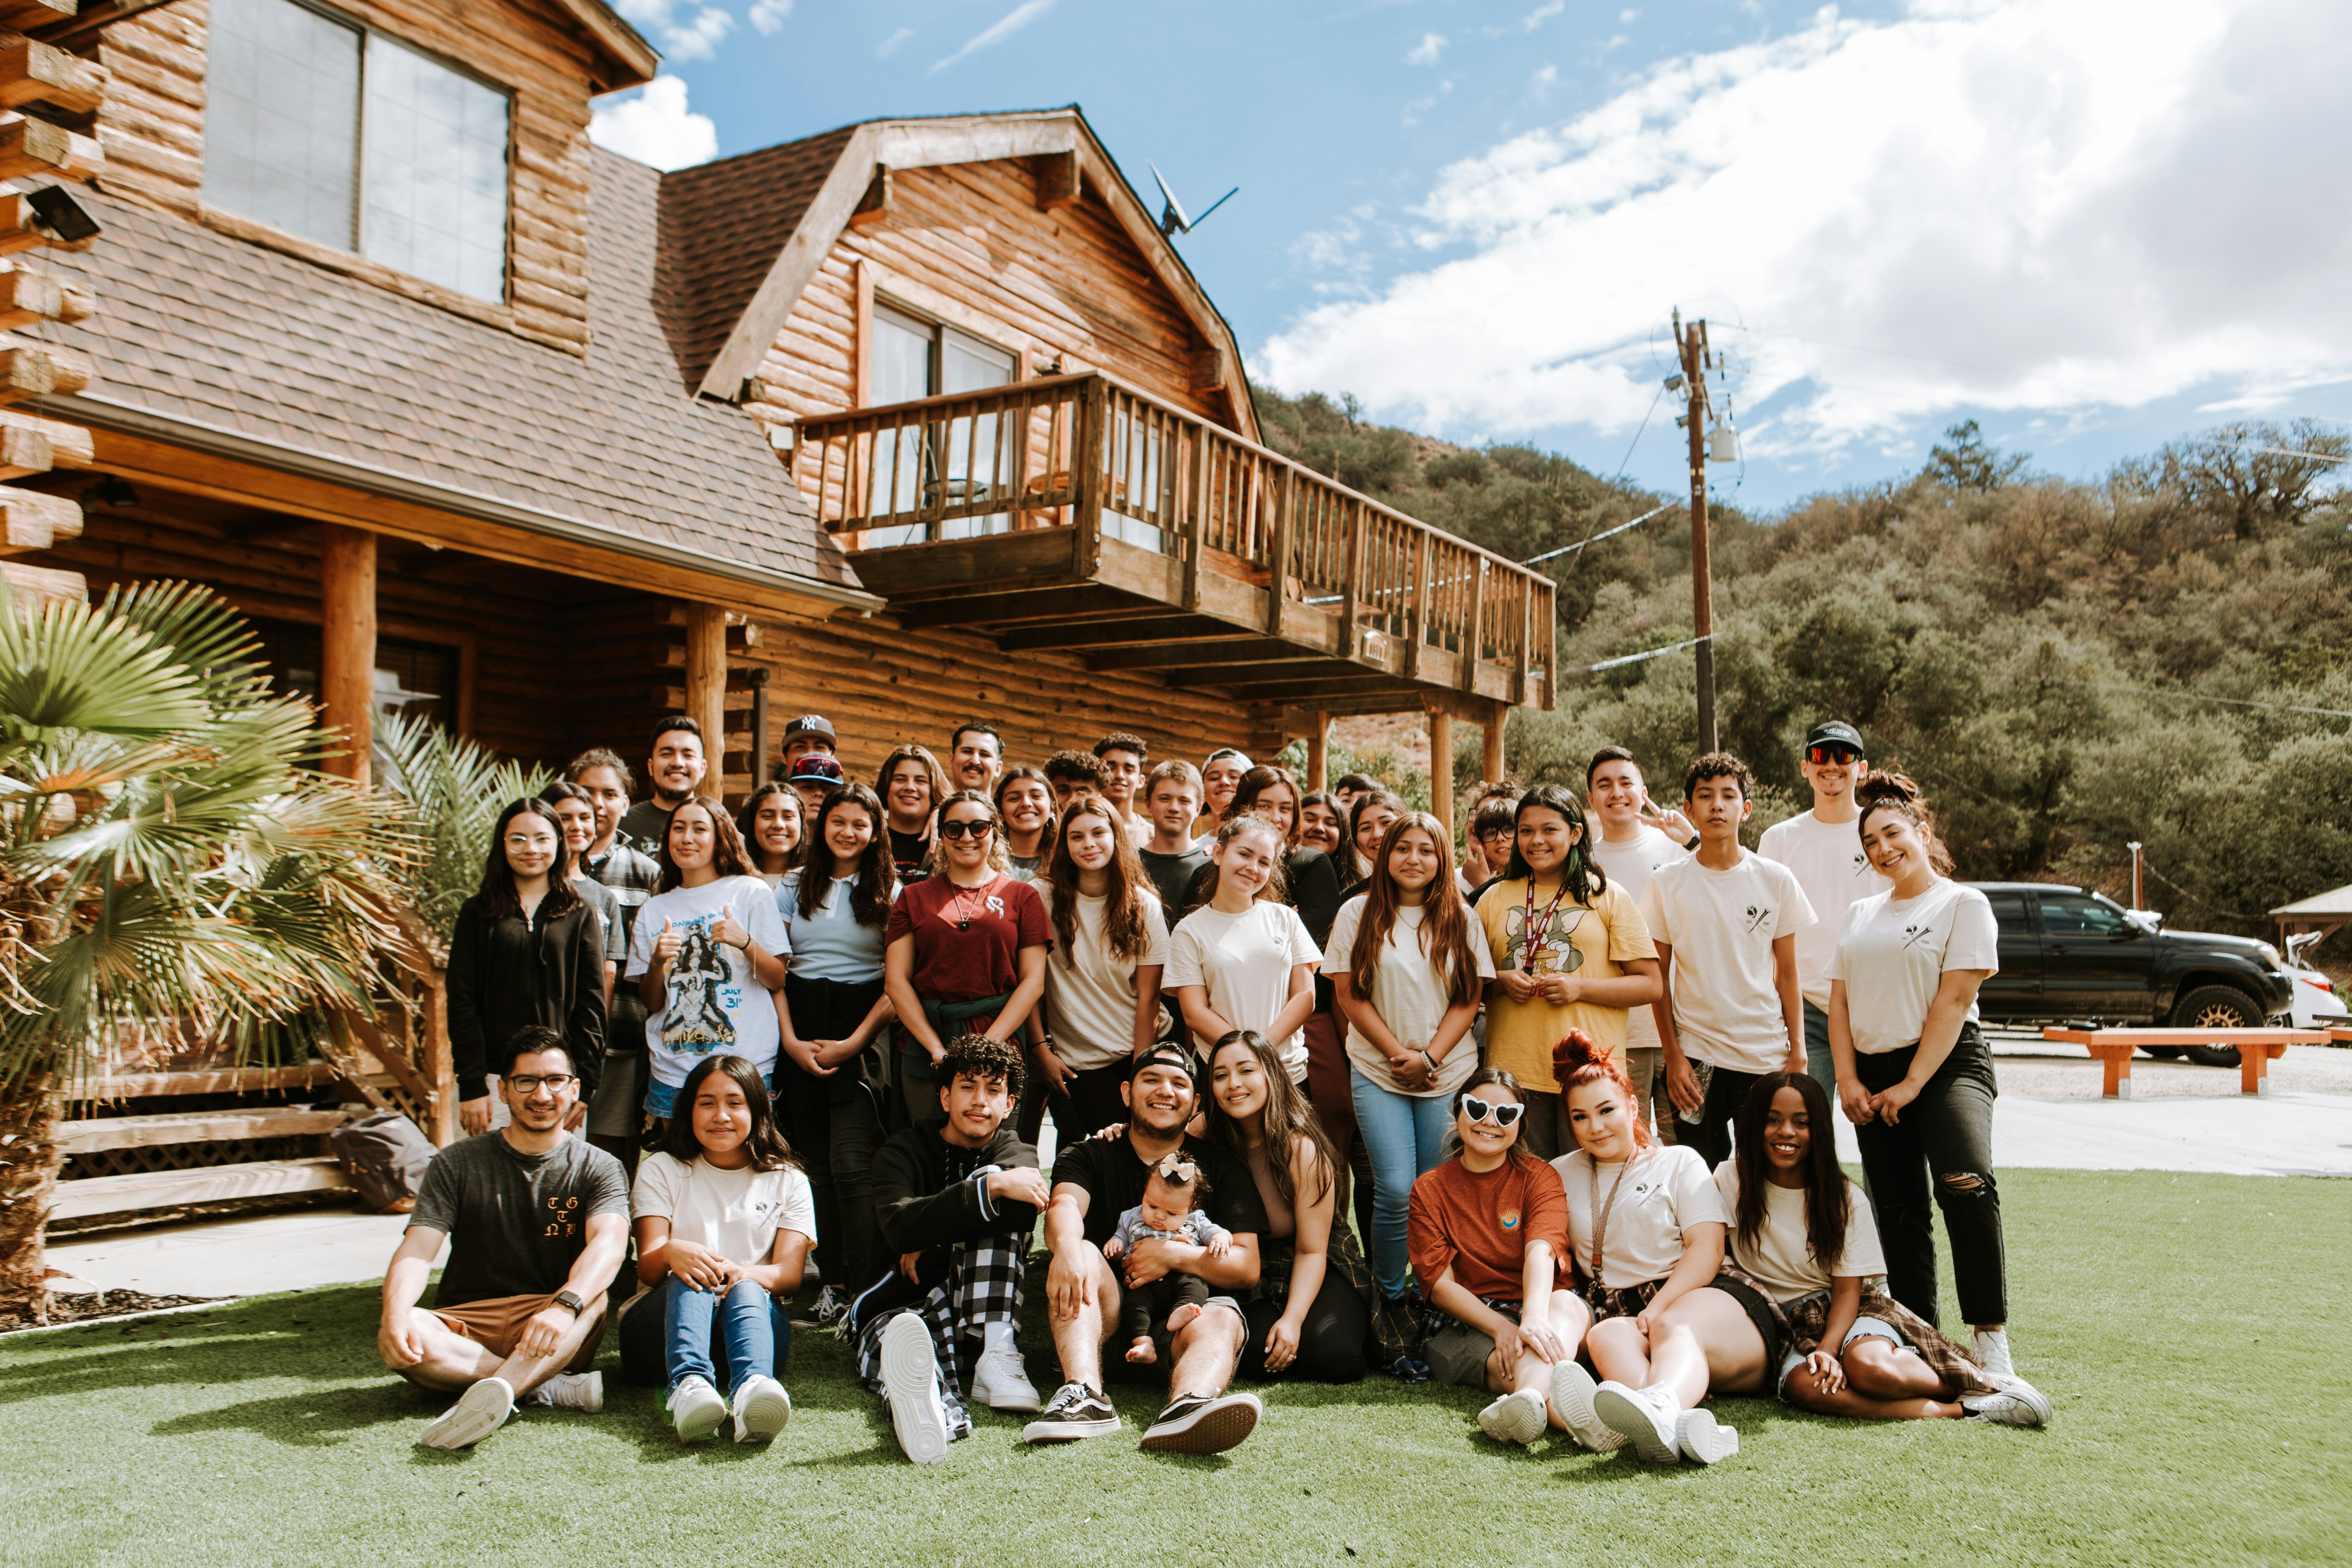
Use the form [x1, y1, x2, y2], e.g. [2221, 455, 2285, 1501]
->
[794, 373, 1555, 720]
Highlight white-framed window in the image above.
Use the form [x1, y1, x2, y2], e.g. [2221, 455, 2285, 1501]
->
[204, 0, 511, 303]
[868, 302, 1018, 545]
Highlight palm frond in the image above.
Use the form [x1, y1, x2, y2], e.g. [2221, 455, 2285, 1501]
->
[375, 709, 550, 942]
[0, 582, 208, 747]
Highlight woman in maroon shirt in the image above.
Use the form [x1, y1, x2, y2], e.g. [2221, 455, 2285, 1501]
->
[883, 790, 1050, 1129]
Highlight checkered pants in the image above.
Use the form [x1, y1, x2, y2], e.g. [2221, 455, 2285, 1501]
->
[853, 1238, 1026, 1438]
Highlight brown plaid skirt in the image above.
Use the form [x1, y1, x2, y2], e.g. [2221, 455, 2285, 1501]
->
[1740, 1267, 1997, 1395]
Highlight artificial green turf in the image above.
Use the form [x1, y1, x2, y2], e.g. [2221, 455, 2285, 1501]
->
[3, 1170, 2347, 1568]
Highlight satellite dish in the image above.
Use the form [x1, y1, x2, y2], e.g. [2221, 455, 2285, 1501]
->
[1148, 160, 1238, 237]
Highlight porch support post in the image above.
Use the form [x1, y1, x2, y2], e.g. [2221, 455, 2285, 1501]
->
[1429, 707, 1454, 849]
[683, 601, 727, 771]
[1306, 712, 1329, 793]
[1482, 701, 1507, 786]
[318, 524, 377, 787]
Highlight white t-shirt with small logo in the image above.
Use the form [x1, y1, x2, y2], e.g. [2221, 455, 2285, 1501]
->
[1552, 1143, 1728, 1289]
[1036, 882, 1170, 1071]
[1590, 826, 1687, 1052]
[631, 1150, 816, 1268]
[1828, 879, 2001, 1054]
[1759, 810, 1892, 1009]
[1712, 1161, 1886, 1302]
[1637, 851, 1815, 1073]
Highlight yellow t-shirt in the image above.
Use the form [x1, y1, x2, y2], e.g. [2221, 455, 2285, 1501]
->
[1475, 876, 1657, 1086]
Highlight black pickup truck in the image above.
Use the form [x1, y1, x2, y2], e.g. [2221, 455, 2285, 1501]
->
[1967, 883, 2296, 1065]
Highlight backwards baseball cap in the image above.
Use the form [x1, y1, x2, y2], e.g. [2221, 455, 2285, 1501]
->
[1804, 720, 1865, 755]
[1127, 1042, 1199, 1084]
[783, 713, 836, 745]
[1203, 747, 1252, 770]
[786, 754, 846, 787]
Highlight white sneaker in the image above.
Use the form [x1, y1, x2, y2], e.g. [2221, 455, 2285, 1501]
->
[1592, 1381, 1681, 1464]
[1476, 1388, 1549, 1446]
[1548, 1361, 1626, 1452]
[418, 1376, 514, 1451]
[534, 1371, 602, 1412]
[1675, 1407, 1740, 1465]
[732, 1374, 792, 1442]
[668, 1375, 729, 1443]
[1963, 1375, 2053, 1427]
[1973, 1328, 2015, 1381]
[880, 1313, 952, 1464]
[970, 1346, 1041, 1413]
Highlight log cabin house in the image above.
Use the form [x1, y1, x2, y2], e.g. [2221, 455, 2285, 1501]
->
[6, 0, 1557, 1228]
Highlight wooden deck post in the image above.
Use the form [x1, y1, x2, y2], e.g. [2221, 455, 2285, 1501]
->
[318, 524, 377, 787]
[1406, 531, 1433, 680]
[747, 665, 772, 788]
[683, 601, 727, 759]
[1307, 714, 1329, 793]
[1430, 707, 1454, 848]
[1075, 375, 1109, 579]
[1483, 701, 1507, 785]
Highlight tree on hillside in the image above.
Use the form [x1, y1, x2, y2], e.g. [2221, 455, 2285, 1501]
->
[1924, 420, 2029, 492]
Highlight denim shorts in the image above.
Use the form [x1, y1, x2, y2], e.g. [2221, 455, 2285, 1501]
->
[1776, 1314, 1901, 1395]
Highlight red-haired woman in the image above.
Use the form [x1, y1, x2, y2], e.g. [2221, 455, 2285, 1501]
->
[1325, 812, 1494, 1305]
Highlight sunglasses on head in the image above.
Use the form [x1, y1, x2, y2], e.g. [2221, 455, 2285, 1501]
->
[939, 819, 994, 840]
[1462, 1096, 1527, 1127]
[1806, 745, 1859, 766]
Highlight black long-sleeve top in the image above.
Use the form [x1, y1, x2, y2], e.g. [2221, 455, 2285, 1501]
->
[871, 1122, 1039, 1257]
[444, 892, 608, 1102]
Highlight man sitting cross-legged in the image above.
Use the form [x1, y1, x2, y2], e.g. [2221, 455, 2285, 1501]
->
[851, 1034, 1050, 1464]
[378, 1026, 629, 1449]
[1024, 1043, 1268, 1454]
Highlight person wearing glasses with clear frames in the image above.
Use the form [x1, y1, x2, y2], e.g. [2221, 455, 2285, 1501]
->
[884, 790, 1052, 1131]
[1405, 1068, 1583, 1446]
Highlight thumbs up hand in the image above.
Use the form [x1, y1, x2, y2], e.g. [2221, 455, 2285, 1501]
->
[654, 917, 682, 964]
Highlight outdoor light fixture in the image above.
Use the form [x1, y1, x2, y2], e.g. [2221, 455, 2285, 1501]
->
[24, 185, 99, 245]
[1663, 373, 1685, 390]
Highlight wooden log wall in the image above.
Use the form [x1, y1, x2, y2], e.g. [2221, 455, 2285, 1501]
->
[751, 158, 1230, 444]
[84, 0, 601, 354]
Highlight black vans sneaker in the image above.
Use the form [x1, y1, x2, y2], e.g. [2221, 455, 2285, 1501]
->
[1021, 1382, 1121, 1443]
[1139, 1391, 1261, 1455]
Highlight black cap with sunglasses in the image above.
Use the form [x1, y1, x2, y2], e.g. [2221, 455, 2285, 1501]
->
[1127, 1042, 1199, 1084]
[1804, 720, 1866, 764]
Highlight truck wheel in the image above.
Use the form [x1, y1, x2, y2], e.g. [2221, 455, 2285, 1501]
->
[2169, 985, 2260, 1067]
[2141, 1046, 2185, 1060]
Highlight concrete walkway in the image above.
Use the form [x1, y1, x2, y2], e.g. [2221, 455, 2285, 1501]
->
[42, 1044, 2348, 1306]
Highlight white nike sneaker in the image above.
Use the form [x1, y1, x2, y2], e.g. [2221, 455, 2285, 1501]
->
[1963, 1375, 2053, 1427]
[970, 1345, 1041, 1412]
[732, 1374, 792, 1442]
[1675, 1406, 1740, 1465]
[668, 1375, 729, 1443]
[418, 1376, 514, 1451]
[880, 1314, 951, 1464]
[1592, 1381, 1681, 1464]
[1476, 1388, 1549, 1446]
[1548, 1361, 1627, 1452]
[533, 1371, 602, 1412]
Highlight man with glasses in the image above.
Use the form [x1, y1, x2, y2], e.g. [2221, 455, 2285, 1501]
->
[1758, 720, 1891, 1101]
[1024, 1044, 1268, 1454]
[377, 1026, 629, 1449]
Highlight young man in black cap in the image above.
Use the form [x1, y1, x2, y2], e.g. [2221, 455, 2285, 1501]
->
[780, 713, 839, 776]
[850, 1034, 1047, 1464]
[1025, 1043, 1268, 1454]
[1757, 720, 1890, 1100]
[617, 716, 708, 858]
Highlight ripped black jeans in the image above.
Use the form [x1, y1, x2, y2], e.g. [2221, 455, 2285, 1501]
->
[1852, 1024, 2006, 1328]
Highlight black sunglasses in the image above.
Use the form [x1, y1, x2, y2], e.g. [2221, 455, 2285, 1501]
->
[1462, 1097, 1527, 1127]
[939, 819, 994, 840]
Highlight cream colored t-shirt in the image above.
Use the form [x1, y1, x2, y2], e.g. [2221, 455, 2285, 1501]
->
[631, 1151, 816, 1268]
[1323, 894, 1496, 1097]
[1475, 877, 1656, 1085]
[1758, 810, 1892, 1009]
[1828, 879, 2000, 1054]
[1712, 1161, 1886, 1302]
[1037, 882, 1170, 1071]
[1552, 1143, 1727, 1289]
[1638, 851, 1815, 1073]
[1165, 899, 1322, 1080]
[1589, 827, 1687, 1053]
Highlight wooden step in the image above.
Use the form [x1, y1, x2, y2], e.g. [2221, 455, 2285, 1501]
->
[55, 1107, 351, 1154]
[64, 1064, 343, 1099]
[47, 1156, 352, 1222]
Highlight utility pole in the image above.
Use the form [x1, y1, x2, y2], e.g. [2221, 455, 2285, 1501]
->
[1674, 309, 1718, 753]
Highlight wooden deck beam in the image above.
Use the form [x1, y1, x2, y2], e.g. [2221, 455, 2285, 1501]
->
[1084, 637, 1323, 673]
[993, 614, 1234, 652]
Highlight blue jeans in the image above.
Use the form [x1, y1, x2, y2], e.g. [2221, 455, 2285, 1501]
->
[1351, 1066, 1458, 1298]
[1802, 1001, 1838, 1103]
[665, 1277, 790, 1396]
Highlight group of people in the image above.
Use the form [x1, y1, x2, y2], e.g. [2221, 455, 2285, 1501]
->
[383, 711, 2049, 1464]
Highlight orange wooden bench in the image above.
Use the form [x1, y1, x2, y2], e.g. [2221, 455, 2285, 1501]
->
[2040, 1027, 2327, 1098]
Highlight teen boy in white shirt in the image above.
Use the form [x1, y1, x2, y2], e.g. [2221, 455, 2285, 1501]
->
[1757, 720, 1890, 1102]
[1583, 746, 1695, 1142]
[1638, 752, 1813, 1170]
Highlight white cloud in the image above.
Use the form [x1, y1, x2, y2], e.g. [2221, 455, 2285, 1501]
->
[1255, 0, 2352, 457]
[588, 75, 717, 172]
[1530, 62, 1558, 95]
[1617, 6, 1642, 20]
[612, 0, 732, 61]
[747, 0, 790, 34]
[1406, 31, 1446, 65]
[877, 24, 913, 56]
[930, 0, 1053, 74]
[1524, 0, 1566, 28]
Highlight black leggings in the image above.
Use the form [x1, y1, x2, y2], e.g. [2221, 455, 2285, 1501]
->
[1852, 1026, 2006, 1328]
[1235, 1260, 1370, 1384]
[780, 974, 888, 1297]
[1047, 1059, 1133, 1147]
[1678, 1063, 1767, 1170]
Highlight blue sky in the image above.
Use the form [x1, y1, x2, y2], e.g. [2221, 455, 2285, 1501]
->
[591, 0, 2352, 511]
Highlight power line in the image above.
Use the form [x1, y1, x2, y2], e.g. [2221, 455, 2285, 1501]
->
[1524, 500, 1678, 565]
[2096, 683, 2352, 721]
[1580, 633, 1709, 673]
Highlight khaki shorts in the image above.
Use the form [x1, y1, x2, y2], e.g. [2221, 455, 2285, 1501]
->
[431, 1292, 606, 1372]
[1425, 1305, 1519, 1389]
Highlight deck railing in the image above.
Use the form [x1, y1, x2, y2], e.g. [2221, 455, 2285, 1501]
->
[795, 372, 1555, 699]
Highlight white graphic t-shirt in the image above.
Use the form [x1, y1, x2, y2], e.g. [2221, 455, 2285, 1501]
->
[1828, 879, 2000, 1054]
[1590, 826, 1687, 1052]
[1638, 851, 1815, 1073]
[626, 875, 791, 1111]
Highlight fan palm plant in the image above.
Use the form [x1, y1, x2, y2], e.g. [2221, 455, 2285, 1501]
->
[0, 582, 412, 1321]
[373, 707, 550, 949]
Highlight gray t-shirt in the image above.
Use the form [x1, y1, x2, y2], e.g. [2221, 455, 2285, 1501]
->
[408, 1131, 629, 1308]
[572, 876, 625, 963]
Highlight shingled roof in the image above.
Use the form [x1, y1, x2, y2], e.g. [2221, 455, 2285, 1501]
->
[28, 147, 869, 604]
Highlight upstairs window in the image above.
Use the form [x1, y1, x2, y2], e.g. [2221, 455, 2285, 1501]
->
[204, 0, 510, 303]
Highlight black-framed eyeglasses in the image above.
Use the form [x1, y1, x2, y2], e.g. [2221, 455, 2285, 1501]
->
[1806, 745, 1860, 766]
[1462, 1097, 1527, 1127]
[939, 819, 994, 840]
[505, 1073, 576, 1094]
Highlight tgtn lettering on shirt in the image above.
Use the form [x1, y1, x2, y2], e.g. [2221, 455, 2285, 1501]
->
[542, 1192, 582, 1240]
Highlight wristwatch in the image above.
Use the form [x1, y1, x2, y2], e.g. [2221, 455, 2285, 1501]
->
[552, 1290, 586, 1316]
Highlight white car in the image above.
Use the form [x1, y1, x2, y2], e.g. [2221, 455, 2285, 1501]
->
[2285, 934, 2351, 1030]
